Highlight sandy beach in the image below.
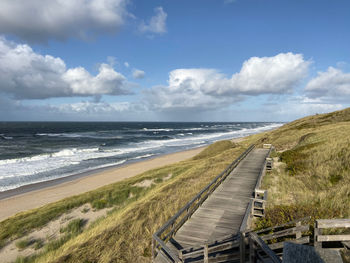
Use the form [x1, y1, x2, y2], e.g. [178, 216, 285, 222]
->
[0, 146, 205, 222]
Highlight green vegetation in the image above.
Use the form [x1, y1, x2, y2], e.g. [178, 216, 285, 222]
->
[0, 139, 242, 262]
[15, 238, 33, 250]
[60, 219, 85, 235]
[248, 108, 350, 229]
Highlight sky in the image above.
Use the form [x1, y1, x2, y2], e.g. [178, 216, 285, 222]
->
[0, 0, 349, 122]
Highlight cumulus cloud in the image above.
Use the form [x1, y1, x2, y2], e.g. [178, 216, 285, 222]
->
[144, 68, 239, 111]
[0, 0, 129, 42]
[145, 53, 310, 111]
[132, 69, 145, 79]
[202, 53, 310, 96]
[139, 7, 167, 35]
[124, 62, 130, 68]
[0, 37, 130, 99]
[305, 67, 350, 101]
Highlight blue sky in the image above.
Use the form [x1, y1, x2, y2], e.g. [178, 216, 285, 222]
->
[0, 0, 349, 122]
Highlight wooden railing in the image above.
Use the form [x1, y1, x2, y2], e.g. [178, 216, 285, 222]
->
[248, 232, 282, 263]
[314, 219, 350, 250]
[179, 234, 240, 263]
[239, 145, 273, 233]
[152, 144, 255, 262]
[254, 217, 310, 253]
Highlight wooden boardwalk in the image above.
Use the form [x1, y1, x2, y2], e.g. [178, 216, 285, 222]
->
[168, 148, 270, 251]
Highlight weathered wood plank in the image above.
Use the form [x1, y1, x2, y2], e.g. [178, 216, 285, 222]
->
[260, 225, 309, 241]
[268, 236, 310, 250]
[317, 219, 350, 228]
[317, 235, 350, 242]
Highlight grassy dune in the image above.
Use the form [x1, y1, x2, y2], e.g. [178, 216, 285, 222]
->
[4, 107, 350, 262]
[246, 108, 350, 228]
[1, 140, 245, 263]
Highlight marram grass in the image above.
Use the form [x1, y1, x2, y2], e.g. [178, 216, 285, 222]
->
[2, 140, 244, 262]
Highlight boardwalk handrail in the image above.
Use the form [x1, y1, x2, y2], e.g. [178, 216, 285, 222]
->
[248, 232, 282, 263]
[239, 145, 273, 233]
[179, 234, 240, 261]
[314, 219, 350, 249]
[152, 144, 255, 262]
[254, 145, 273, 190]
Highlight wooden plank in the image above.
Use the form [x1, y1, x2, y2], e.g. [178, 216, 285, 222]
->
[255, 217, 311, 234]
[260, 225, 309, 241]
[317, 235, 350, 242]
[268, 236, 310, 250]
[317, 219, 350, 228]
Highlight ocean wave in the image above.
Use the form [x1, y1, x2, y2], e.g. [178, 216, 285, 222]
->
[129, 153, 156, 160]
[0, 134, 13, 140]
[36, 132, 123, 140]
[142, 128, 174, 132]
[0, 122, 283, 192]
[0, 159, 127, 192]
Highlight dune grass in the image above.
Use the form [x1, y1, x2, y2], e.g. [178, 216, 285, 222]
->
[0, 140, 244, 262]
[4, 107, 350, 262]
[250, 108, 350, 228]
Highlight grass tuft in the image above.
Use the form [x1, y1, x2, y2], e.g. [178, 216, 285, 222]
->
[15, 238, 33, 250]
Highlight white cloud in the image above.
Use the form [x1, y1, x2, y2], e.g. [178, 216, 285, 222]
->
[55, 101, 133, 114]
[0, 0, 129, 42]
[305, 67, 350, 101]
[268, 95, 344, 120]
[132, 69, 145, 79]
[0, 37, 130, 99]
[124, 62, 130, 68]
[202, 53, 310, 96]
[145, 53, 310, 111]
[144, 69, 240, 111]
[139, 7, 167, 35]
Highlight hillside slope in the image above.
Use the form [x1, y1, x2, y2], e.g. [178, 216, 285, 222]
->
[241, 107, 350, 227]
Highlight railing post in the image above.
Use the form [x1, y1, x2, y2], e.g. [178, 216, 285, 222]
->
[314, 220, 321, 250]
[178, 250, 183, 262]
[249, 236, 255, 263]
[240, 232, 246, 263]
[296, 221, 302, 239]
[204, 242, 209, 263]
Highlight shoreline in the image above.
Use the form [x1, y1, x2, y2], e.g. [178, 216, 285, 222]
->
[0, 146, 205, 201]
[0, 146, 206, 221]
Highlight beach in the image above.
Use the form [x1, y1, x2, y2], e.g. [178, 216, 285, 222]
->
[0, 146, 205, 222]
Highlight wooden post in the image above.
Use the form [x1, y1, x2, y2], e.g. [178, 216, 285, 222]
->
[204, 243, 209, 263]
[296, 221, 302, 239]
[249, 236, 255, 263]
[314, 220, 321, 250]
[240, 232, 246, 263]
[178, 250, 183, 262]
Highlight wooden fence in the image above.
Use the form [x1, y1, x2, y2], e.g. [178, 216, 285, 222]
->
[253, 217, 310, 254]
[314, 219, 350, 250]
[179, 234, 241, 263]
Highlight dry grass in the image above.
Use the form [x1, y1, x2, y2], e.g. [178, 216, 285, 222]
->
[2, 140, 244, 262]
[5, 107, 350, 262]
[253, 108, 350, 228]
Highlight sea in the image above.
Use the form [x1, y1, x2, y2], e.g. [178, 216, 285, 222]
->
[0, 122, 282, 192]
